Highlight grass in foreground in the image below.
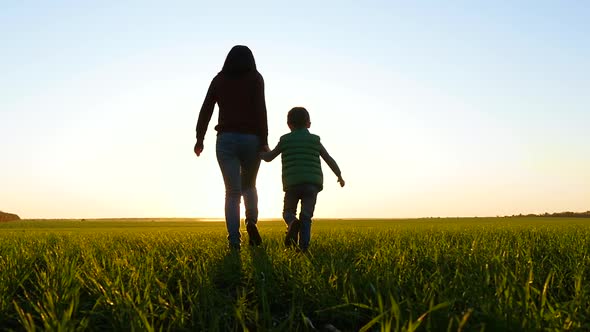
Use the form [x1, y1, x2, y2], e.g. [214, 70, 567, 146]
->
[1, 217, 590, 331]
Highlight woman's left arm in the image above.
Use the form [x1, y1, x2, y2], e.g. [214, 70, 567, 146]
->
[195, 78, 217, 152]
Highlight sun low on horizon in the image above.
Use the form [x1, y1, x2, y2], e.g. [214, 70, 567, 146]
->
[1, 1, 589, 220]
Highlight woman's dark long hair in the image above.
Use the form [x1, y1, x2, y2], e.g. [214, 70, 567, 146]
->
[220, 45, 257, 78]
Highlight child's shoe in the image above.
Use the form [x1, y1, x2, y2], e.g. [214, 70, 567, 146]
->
[284, 219, 301, 247]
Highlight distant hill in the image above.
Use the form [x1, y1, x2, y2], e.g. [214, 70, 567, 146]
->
[511, 211, 590, 218]
[0, 211, 20, 222]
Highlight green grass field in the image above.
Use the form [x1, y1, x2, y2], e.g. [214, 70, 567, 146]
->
[1, 217, 589, 331]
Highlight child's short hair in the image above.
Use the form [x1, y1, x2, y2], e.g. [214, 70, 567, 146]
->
[287, 107, 310, 129]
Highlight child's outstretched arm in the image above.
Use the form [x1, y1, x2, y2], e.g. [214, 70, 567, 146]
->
[259, 142, 282, 162]
[319, 144, 345, 187]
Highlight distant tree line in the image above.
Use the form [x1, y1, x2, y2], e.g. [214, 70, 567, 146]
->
[511, 211, 590, 218]
[0, 211, 20, 222]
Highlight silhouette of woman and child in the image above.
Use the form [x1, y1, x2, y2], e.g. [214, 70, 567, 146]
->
[195, 45, 345, 252]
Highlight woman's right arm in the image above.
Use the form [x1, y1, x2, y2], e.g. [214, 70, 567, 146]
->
[255, 74, 269, 149]
[195, 78, 217, 150]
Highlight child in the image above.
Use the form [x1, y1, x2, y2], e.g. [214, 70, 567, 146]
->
[260, 107, 345, 251]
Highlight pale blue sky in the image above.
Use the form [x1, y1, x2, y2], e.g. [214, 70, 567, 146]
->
[1, 1, 589, 218]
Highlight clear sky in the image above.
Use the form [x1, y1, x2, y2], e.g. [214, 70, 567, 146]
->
[1, 1, 589, 219]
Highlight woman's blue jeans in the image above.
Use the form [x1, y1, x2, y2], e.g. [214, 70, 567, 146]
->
[216, 132, 261, 246]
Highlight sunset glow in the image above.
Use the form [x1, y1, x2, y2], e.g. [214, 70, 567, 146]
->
[1, 1, 588, 219]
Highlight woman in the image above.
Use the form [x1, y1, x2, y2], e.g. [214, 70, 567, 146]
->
[194, 45, 269, 249]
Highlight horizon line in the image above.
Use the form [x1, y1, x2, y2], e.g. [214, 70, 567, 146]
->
[13, 214, 590, 222]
